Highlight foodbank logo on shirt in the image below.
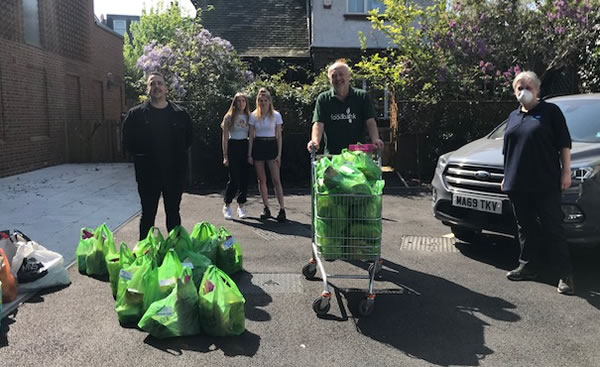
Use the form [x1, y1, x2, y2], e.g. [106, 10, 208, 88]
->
[330, 108, 357, 123]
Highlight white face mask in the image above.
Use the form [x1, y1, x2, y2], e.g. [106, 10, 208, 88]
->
[517, 89, 534, 105]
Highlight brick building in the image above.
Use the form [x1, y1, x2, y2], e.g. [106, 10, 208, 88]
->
[0, 0, 125, 178]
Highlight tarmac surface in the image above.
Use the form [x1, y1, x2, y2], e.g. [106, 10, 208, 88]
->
[1, 163, 600, 366]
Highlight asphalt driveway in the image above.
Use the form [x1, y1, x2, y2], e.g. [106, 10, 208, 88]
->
[1, 165, 600, 366]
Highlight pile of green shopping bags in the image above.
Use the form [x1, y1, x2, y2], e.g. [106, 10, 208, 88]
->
[314, 148, 385, 260]
[75, 222, 245, 338]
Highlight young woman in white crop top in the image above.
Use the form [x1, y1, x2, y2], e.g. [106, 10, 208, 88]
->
[221, 93, 251, 219]
[248, 88, 286, 221]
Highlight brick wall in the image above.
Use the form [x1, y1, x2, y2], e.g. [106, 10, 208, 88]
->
[0, 0, 124, 177]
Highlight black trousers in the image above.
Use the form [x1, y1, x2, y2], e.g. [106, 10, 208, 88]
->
[137, 179, 183, 240]
[224, 139, 249, 205]
[509, 191, 572, 276]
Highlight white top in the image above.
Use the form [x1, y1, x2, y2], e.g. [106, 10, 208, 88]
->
[249, 110, 283, 137]
[226, 114, 250, 140]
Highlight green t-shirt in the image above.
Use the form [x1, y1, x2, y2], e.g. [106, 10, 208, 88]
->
[312, 87, 376, 154]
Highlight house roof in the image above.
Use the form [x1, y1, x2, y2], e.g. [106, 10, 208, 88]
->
[199, 0, 309, 58]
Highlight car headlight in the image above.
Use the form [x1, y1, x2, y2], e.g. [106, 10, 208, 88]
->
[571, 165, 600, 182]
[561, 204, 585, 223]
[436, 152, 452, 171]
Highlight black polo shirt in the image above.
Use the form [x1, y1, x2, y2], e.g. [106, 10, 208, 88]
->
[312, 87, 376, 154]
[502, 101, 571, 192]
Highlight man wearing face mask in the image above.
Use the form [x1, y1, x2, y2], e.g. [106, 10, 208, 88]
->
[501, 71, 574, 295]
[123, 72, 193, 240]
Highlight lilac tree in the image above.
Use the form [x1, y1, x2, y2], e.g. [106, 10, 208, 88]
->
[136, 24, 249, 146]
[359, 0, 600, 101]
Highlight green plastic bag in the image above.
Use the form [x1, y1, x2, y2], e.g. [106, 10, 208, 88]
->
[347, 221, 382, 260]
[343, 149, 381, 181]
[349, 196, 382, 220]
[315, 218, 347, 259]
[216, 227, 243, 275]
[85, 224, 113, 276]
[314, 194, 348, 259]
[323, 158, 371, 195]
[190, 222, 219, 264]
[106, 242, 134, 298]
[133, 227, 162, 260]
[75, 228, 95, 274]
[198, 265, 245, 336]
[181, 251, 212, 290]
[138, 267, 202, 338]
[115, 255, 160, 324]
[159, 225, 192, 265]
[158, 249, 184, 299]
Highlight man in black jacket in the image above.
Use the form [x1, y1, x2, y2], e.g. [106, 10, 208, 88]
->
[122, 72, 193, 240]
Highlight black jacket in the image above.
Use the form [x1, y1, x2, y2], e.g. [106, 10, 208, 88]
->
[122, 100, 193, 183]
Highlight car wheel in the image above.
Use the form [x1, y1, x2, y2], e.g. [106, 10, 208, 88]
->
[451, 226, 481, 244]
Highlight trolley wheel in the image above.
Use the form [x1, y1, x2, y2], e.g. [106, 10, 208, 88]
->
[312, 296, 331, 315]
[358, 298, 375, 316]
[302, 263, 317, 279]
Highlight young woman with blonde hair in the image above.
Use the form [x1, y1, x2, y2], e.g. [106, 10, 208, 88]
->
[221, 92, 251, 219]
[247, 88, 286, 221]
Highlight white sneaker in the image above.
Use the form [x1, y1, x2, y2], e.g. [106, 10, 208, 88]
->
[237, 206, 247, 219]
[223, 205, 233, 220]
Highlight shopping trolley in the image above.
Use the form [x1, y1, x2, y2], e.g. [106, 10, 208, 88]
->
[302, 144, 383, 316]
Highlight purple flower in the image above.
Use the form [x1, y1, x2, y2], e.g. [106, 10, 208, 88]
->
[475, 39, 488, 57]
[514, 65, 521, 75]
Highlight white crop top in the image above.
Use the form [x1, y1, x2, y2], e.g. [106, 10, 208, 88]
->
[226, 114, 250, 140]
[249, 111, 283, 137]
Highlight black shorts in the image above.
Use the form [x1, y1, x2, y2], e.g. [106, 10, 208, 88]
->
[252, 137, 278, 161]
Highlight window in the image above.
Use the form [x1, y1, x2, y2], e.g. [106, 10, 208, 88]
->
[347, 0, 385, 13]
[113, 19, 127, 36]
[23, 0, 41, 47]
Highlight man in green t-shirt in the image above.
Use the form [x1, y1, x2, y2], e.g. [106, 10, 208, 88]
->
[307, 60, 384, 154]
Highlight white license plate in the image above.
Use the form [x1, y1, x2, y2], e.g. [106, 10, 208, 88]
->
[452, 194, 502, 214]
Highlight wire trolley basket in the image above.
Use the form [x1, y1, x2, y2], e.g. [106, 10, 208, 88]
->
[302, 144, 383, 316]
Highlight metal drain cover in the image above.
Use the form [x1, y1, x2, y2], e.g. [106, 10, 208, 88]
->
[251, 228, 286, 241]
[237, 273, 303, 294]
[400, 235, 459, 253]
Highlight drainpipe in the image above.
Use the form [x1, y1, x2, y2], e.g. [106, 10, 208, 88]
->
[306, 0, 312, 63]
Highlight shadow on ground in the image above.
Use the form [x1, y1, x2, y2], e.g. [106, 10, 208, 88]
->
[144, 329, 261, 357]
[455, 233, 600, 311]
[142, 271, 268, 356]
[0, 311, 16, 348]
[232, 217, 312, 238]
[454, 234, 520, 272]
[235, 272, 273, 322]
[316, 258, 520, 367]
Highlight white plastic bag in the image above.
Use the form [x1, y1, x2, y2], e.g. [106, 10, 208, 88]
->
[0, 231, 17, 265]
[11, 239, 71, 293]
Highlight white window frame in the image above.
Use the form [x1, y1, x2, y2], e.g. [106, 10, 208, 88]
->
[347, 0, 385, 14]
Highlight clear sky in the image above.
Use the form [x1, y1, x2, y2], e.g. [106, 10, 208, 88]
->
[93, 0, 196, 18]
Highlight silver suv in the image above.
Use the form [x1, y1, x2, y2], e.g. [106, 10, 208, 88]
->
[431, 94, 600, 247]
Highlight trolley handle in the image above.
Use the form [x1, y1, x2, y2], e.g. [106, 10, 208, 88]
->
[348, 143, 377, 153]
